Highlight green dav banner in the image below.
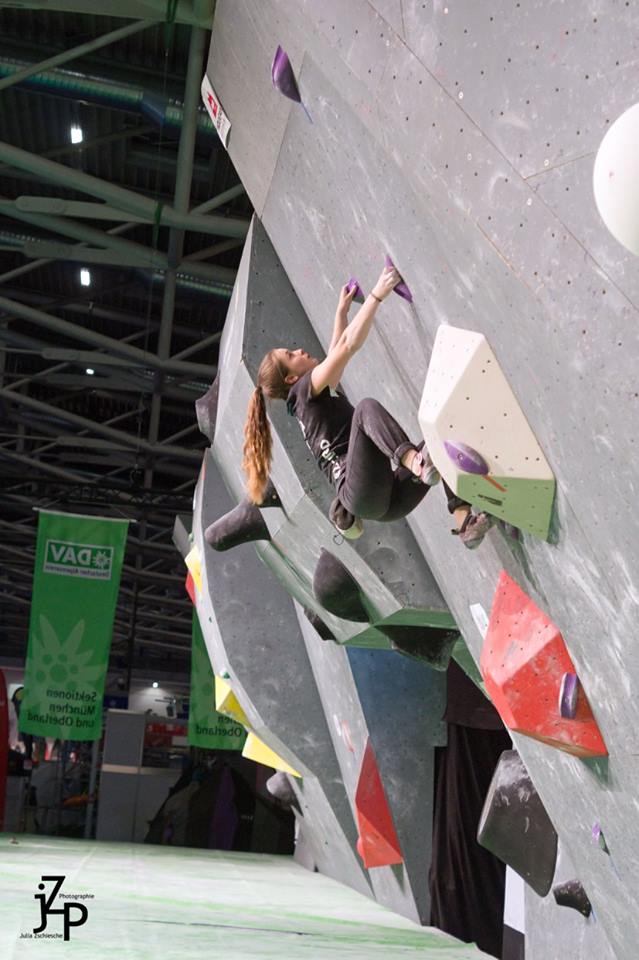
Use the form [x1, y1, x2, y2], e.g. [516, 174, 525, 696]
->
[188, 613, 247, 750]
[20, 510, 129, 741]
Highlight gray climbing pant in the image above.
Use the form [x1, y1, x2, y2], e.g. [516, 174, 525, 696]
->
[337, 398, 468, 522]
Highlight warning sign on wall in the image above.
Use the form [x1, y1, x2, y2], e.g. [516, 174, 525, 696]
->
[201, 74, 231, 148]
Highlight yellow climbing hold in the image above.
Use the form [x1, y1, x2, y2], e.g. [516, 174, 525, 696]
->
[215, 676, 250, 728]
[184, 545, 203, 593]
[241, 732, 301, 778]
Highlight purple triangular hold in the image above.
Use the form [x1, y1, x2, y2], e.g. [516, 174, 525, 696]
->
[592, 822, 610, 854]
[384, 254, 413, 302]
[346, 277, 365, 303]
[444, 440, 489, 475]
[271, 45, 301, 103]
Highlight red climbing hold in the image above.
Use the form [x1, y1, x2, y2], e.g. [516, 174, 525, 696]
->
[354, 739, 403, 868]
[185, 570, 196, 606]
[480, 571, 607, 758]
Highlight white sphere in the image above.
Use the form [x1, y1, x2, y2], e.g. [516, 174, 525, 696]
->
[594, 102, 639, 255]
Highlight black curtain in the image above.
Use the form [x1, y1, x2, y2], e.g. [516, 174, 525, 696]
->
[429, 660, 511, 959]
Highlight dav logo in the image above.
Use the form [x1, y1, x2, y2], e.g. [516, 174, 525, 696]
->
[44, 540, 113, 580]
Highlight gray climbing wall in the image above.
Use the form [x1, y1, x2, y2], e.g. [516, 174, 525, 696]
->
[189, 450, 370, 899]
[295, 603, 445, 922]
[525, 843, 615, 960]
[212, 214, 458, 651]
[191, 213, 465, 922]
[205, 2, 639, 957]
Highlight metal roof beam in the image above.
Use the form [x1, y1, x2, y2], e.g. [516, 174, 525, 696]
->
[29, 373, 203, 403]
[0, 18, 153, 93]
[0, 201, 238, 283]
[0, 388, 203, 462]
[3, 1, 213, 28]
[0, 446, 93, 483]
[17, 198, 169, 224]
[0, 141, 249, 238]
[0, 294, 215, 378]
[23, 241, 150, 267]
[147, 24, 206, 491]
[0, 290, 206, 342]
[0, 124, 156, 177]
[191, 184, 246, 215]
[118, 607, 191, 629]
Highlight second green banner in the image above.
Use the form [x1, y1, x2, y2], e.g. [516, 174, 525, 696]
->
[188, 613, 246, 750]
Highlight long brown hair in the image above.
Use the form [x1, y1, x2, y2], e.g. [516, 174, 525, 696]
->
[242, 350, 290, 504]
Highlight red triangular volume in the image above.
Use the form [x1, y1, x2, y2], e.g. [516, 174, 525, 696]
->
[480, 571, 607, 758]
[354, 739, 403, 868]
[185, 570, 196, 605]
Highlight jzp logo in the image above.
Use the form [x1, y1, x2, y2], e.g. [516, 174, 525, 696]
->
[34, 875, 89, 941]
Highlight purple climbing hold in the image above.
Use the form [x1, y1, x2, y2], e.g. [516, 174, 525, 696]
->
[592, 822, 610, 854]
[346, 277, 365, 303]
[444, 440, 489, 475]
[271, 45, 301, 102]
[559, 672, 580, 719]
[384, 254, 413, 302]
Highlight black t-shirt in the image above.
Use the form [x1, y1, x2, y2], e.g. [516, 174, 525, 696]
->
[286, 370, 353, 489]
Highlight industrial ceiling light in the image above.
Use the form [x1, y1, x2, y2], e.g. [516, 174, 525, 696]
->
[70, 124, 83, 144]
[85, 368, 95, 375]
[80, 268, 91, 286]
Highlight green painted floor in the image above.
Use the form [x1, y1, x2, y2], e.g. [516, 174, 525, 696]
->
[0, 834, 489, 959]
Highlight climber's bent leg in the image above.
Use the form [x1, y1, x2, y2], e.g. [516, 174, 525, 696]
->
[338, 398, 414, 519]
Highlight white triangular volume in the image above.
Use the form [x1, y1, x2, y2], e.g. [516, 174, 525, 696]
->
[418, 325, 555, 540]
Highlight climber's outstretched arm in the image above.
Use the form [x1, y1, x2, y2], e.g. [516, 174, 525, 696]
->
[327, 284, 357, 354]
[311, 265, 400, 395]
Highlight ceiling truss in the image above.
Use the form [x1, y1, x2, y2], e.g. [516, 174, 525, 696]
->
[0, 4, 241, 673]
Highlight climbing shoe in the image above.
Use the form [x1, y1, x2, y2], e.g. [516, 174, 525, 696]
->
[329, 498, 364, 540]
[453, 511, 496, 550]
[497, 519, 521, 540]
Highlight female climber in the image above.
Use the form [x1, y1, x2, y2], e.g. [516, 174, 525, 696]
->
[242, 262, 494, 549]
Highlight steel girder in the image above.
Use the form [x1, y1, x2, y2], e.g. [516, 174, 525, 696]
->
[0, 141, 248, 237]
[0, 19, 153, 93]
[0, 1, 213, 27]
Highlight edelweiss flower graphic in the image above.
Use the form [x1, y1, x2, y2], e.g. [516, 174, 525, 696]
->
[92, 550, 110, 569]
[25, 615, 105, 716]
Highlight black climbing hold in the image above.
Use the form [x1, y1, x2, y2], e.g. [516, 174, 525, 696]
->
[303, 607, 336, 642]
[195, 375, 219, 442]
[375, 624, 458, 671]
[261, 479, 282, 508]
[477, 749, 558, 896]
[204, 500, 270, 551]
[552, 879, 592, 918]
[313, 549, 370, 623]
